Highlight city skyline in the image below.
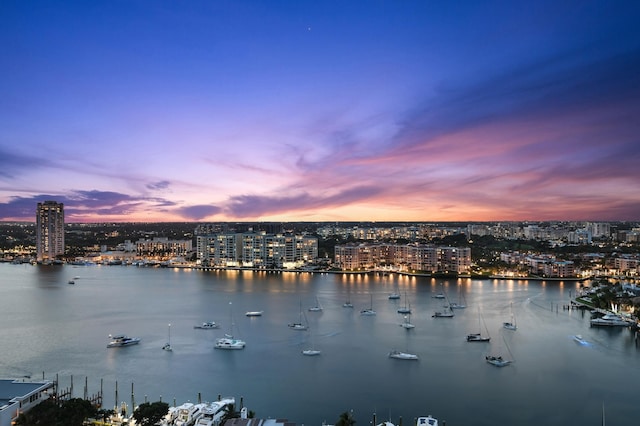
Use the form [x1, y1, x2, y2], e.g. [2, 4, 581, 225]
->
[1, 1, 639, 223]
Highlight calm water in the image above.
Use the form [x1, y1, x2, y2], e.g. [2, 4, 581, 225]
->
[1, 263, 638, 425]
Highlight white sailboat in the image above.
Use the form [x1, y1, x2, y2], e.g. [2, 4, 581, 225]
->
[360, 294, 376, 316]
[448, 286, 467, 309]
[308, 296, 323, 312]
[162, 323, 172, 351]
[215, 302, 246, 350]
[503, 302, 517, 330]
[289, 300, 309, 330]
[433, 285, 454, 318]
[397, 292, 411, 314]
[400, 315, 415, 329]
[302, 324, 321, 356]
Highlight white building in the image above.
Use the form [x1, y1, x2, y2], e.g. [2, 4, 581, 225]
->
[0, 379, 54, 426]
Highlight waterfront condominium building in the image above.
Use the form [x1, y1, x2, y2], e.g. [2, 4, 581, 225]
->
[36, 200, 65, 263]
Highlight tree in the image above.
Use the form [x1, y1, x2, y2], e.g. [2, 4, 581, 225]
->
[14, 398, 97, 426]
[132, 401, 169, 426]
[336, 411, 356, 426]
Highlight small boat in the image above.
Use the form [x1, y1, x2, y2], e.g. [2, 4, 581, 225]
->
[389, 350, 418, 360]
[308, 297, 323, 312]
[361, 294, 376, 316]
[216, 302, 245, 350]
[467, 309, 490, 342]
[302, 349, 321, 356]
[290, 301, 309, 330]
[68, 280, 75, 285]
[215, 334, 246, 350]
[400, 315, 415, 329]
[397, 292, 411, 314]
[417, 415, 439, 426]
[590, 313, 630, 327]
[432, 293, 445, 299]
[503, 302, 517, 330]
[245, 311, 263, 317]
[343, 301, 354, 308]
[107, 334, 141, 348]
[162, 323, 172, 351]
[193, 322, 219, 329]
[432, 308, 454, 318]
[573, 334, 588, 345]
[388, 292, 400, 300]
[485, 355, 511, 367]
[466, 333, 490, 342]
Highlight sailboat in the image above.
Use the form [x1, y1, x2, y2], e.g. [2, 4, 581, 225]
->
[360, 294, 376, 316]
[215, 302, 246, 349]
[397, 292, 411, 314]
[433, 285, 454, 318]
[467, 309, 490, 342]
[448, 286, 467, 309]
[503, 302, 517, 330]
[308, 296, 323, 312]
[343, 288, 354, 308]
[302, 324, 321, 356]
[400, 314, 415, 329]
[162, 323, 173, 351]
[289, 300, 309, 330]
[485, 334, 513, 367]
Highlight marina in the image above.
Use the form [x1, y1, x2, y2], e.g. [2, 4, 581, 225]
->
[1, 263, 639, 425]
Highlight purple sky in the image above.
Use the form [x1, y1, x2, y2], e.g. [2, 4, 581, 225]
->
[1, 1, 639, 223]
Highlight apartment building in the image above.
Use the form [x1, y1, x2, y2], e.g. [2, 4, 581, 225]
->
[35, 200, 65, 263]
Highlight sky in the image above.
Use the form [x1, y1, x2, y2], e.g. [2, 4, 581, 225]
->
[1, 0, 639, 223]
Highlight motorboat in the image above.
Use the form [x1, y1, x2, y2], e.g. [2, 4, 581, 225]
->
[466, 333, 490, 342]
[174, 402, 206, 426]
[388, 292, 400, 300]
[68, 280, 75, 285]
[389, 350, 418, 360]
[302, 349, 322, 356]
[215, 334, 246, 350]
[573, 334, 588, 345]
[288, 322, 308, 330]
[417, 415, 438, 426]
[245, 311, 263, 317]
[107, 334, 141, 348]
[195, 398, 236, 426]
[485, 355, 511, 367]
[194, 322, 219, 329]
[590, 313, 630, 327]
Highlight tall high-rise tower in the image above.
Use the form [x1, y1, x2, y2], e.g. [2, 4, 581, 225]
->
[36, 201, 65, 263]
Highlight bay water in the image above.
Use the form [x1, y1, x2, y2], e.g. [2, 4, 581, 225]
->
[1, 263, 638, 425]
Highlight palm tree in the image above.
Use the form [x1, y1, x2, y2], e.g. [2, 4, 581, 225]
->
[336, 410, 356, 426]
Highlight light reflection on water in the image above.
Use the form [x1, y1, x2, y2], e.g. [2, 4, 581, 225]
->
[0, 263, 638, 426]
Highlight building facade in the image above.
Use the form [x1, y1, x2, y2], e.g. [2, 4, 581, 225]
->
[36, 201, 65, 263]
[197, 232, 318, 268]
[334, 243, 471, 274]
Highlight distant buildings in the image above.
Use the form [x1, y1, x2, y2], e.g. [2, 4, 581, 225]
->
[196, 231, 318, 269]
[334, 243, 471, 274]
[35, 200, 65, 263]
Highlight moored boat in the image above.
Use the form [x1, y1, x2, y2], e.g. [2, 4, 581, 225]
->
[389, 350, 418, 360]
[194, 322, 219, 329]
[245, 311, 263, 317]
[590, 313, 630, 327]
[215, 334, 246, 350]
[417, 415, 438, 426]
[485, 355, 511, 367]
[107, 334, 141, 348]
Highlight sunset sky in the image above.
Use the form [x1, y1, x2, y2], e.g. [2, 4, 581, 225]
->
[1, 1, 639, 223]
